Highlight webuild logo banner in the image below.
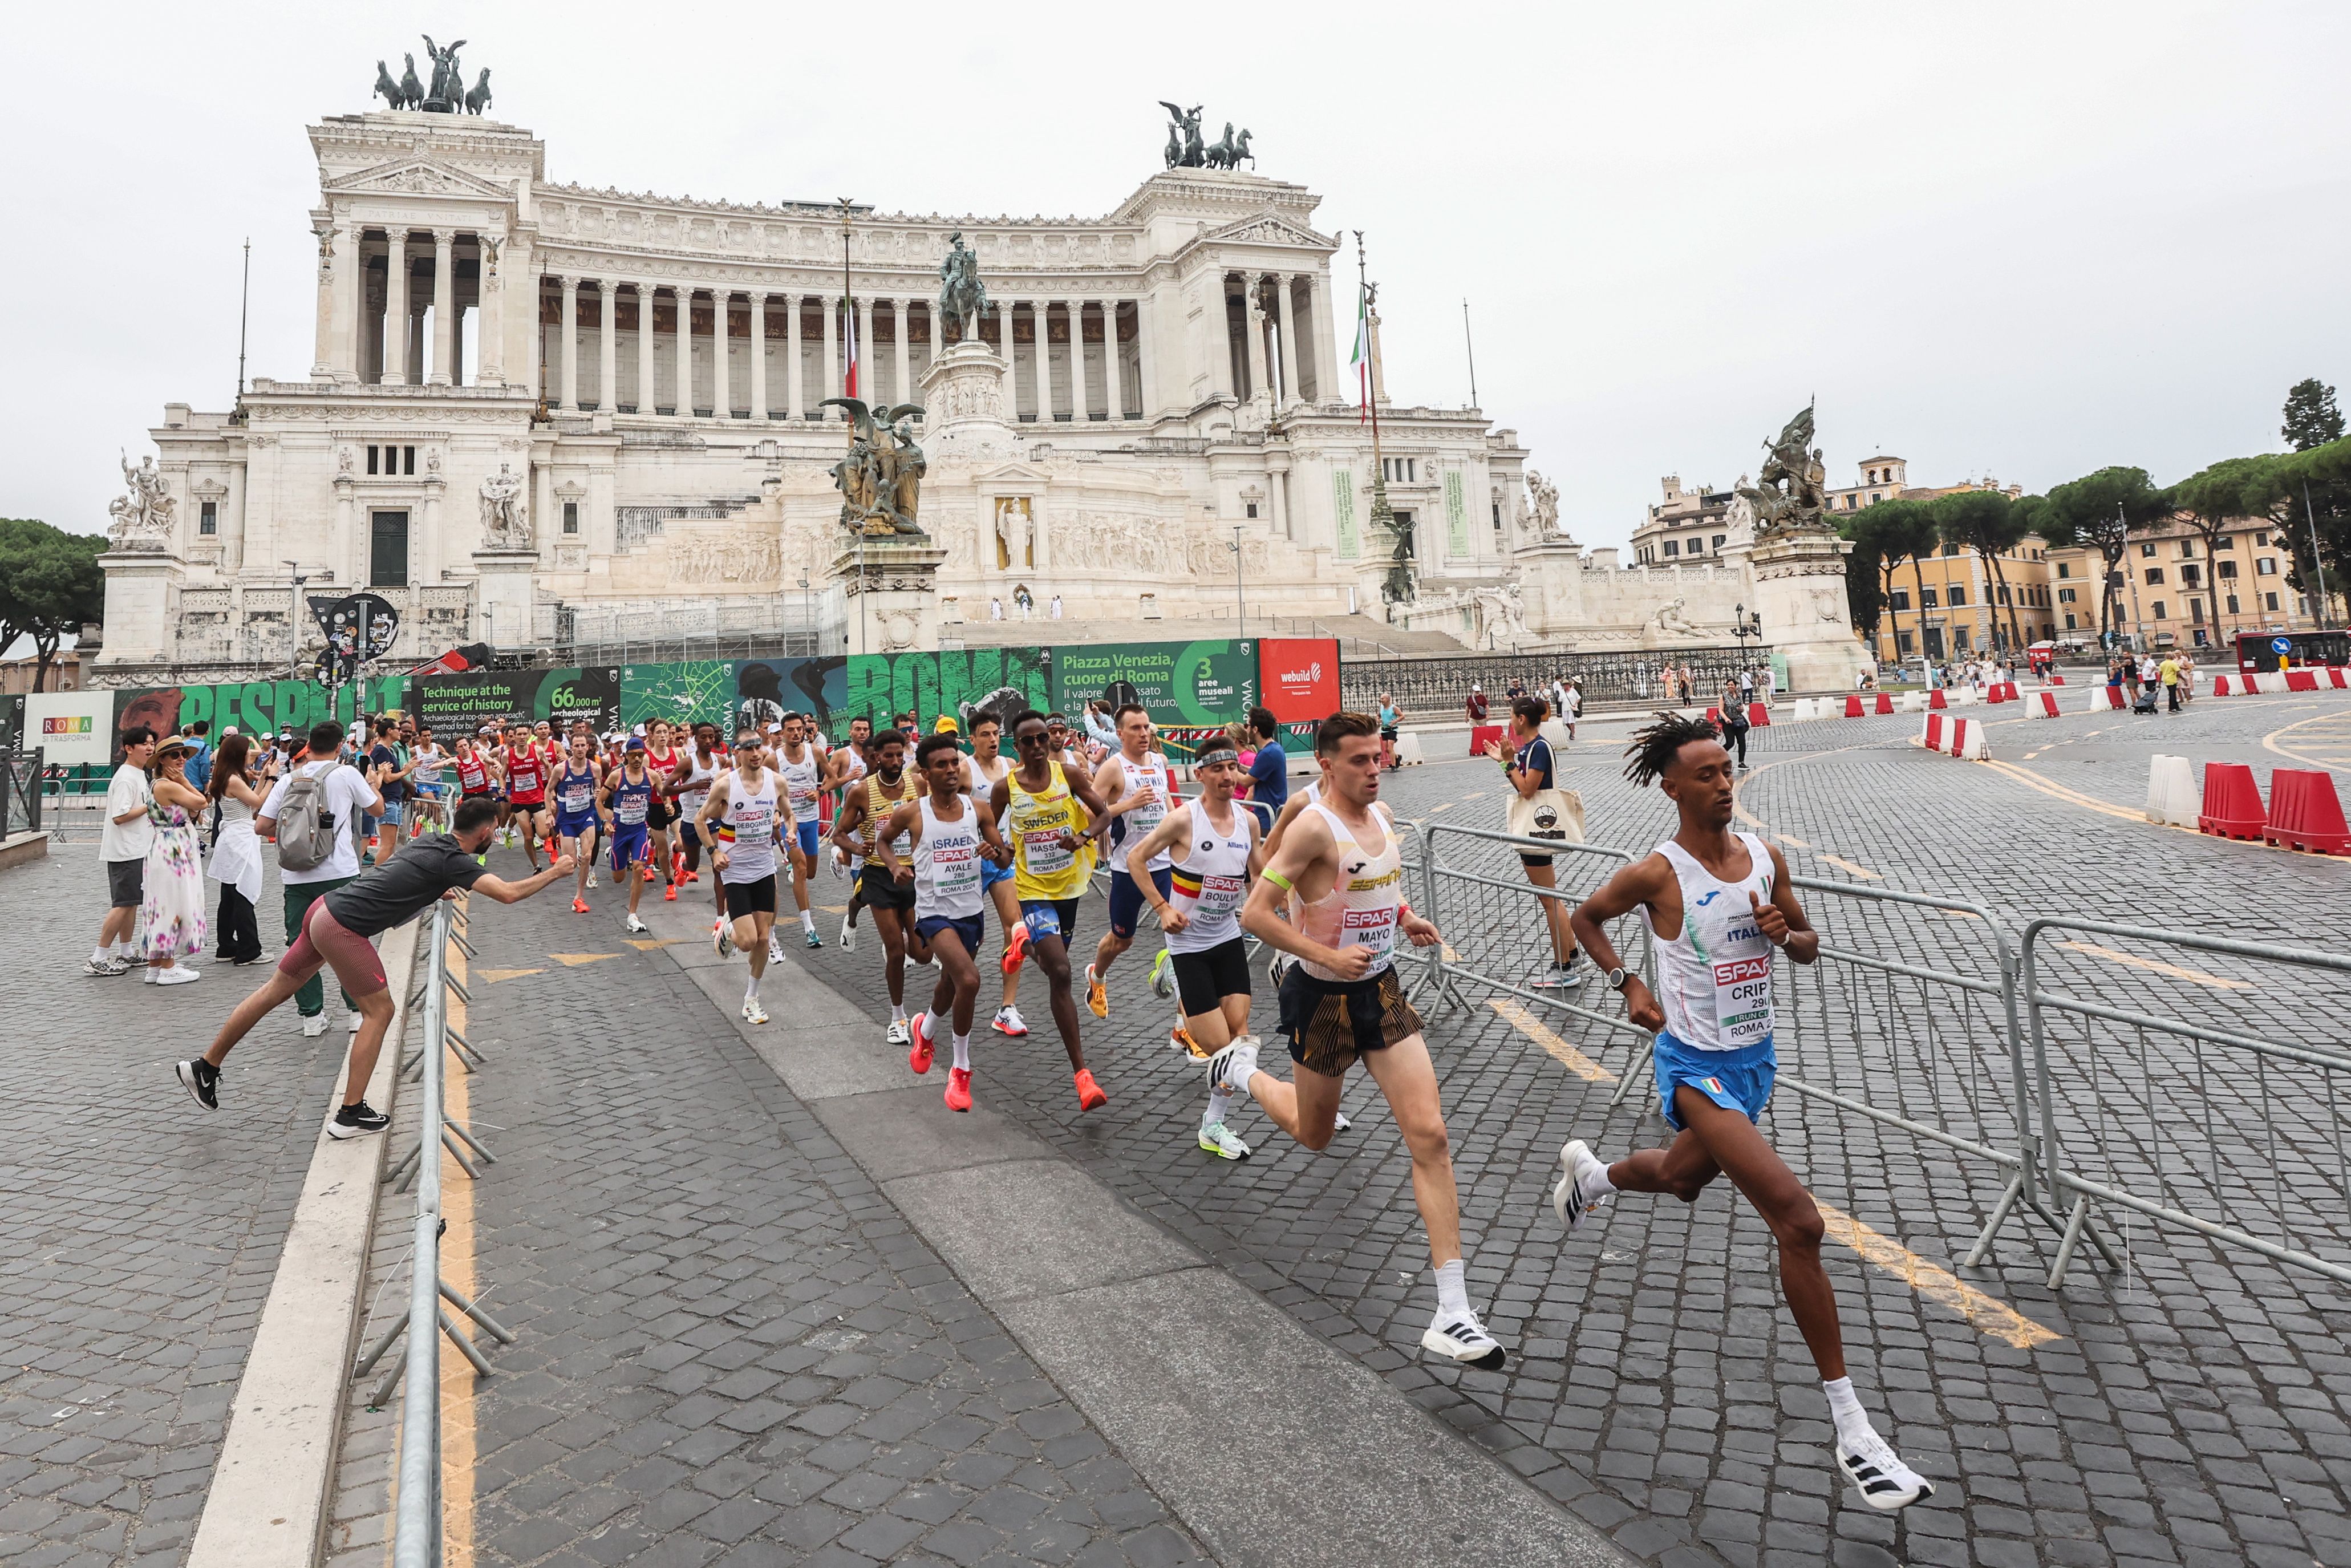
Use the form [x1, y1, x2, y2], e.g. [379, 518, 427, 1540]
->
[1255, 638, 1341, 722]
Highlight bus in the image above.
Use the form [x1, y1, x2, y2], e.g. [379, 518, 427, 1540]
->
[2233, 629, 2350, 674]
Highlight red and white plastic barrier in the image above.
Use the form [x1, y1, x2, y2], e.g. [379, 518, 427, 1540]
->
[1914, 712, 1988, 760]
[2033, 690, 2062, 718]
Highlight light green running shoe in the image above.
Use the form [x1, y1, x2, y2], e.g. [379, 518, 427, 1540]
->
[1148, 947, 1174, 1000]
[1198, 1121, 1252, 1160]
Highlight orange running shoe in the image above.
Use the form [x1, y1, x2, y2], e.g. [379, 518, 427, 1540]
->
[1084, 963, 1108, 1020]
[999, 922, 1030, 975]
[1073, 1068, 1107, 1111]
[642, 865, 655, 882]
[570, 896, 590, 914]
[1172, 1026, 1208, 1060]
[945, 1065, 972, 1112]
[907, 1012, 934, 1075]
[663, 882, 678, 901]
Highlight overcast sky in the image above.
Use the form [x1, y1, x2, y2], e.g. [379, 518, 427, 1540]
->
[9, 2, 2348, 554]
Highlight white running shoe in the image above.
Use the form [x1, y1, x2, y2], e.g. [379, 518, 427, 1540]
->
[1203, 1038, 1258, 1095]
[1198, 1121, 1252, 1160]
[1421, 1307, 1507, 1370]
[301, 1014, 329, 1038]
[885, 1018, 910, 1045]
[742, 996, 769, 1026]
[1267, 951, 1293, 988]
[347, 1012, 360, 1032]
[1333, 1110, 1353, 1133]
[623, 913, 648, 934]
[1837, 1431, 1935, 1512]
[992, 1005, 1029, 1038]
[768, 934, 787, 964]
[586, 869, 598, 889]
[1551, 1138, 1610, 1233]
[153, 966, 201, 987]
[839, 917, 857, 952]
[712, 919, 735, 958]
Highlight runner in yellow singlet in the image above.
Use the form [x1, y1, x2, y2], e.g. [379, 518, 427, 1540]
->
[990, 710, 1117, 1111]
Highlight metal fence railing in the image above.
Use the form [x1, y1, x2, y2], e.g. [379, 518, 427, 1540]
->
[0, 748, 44, 838]
[348, 899, 514, 1566]
[2021, 917, 2351, 1291]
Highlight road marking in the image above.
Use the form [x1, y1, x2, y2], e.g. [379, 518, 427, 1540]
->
[1770, 832, 1812, 849]
[2265, 712, 2351, 776]
[1819, 854, 1880, 881]
[1976, 760, 2145, 824]
[443, 910, 481, 1567]
[622, 938, 679, 952]
[479, 967, 544, 983]
[1486, 997, 2060, 1349]
[1464, 791, 1487, 801]
[2058, 940, 2252, 991]
[549, 952, 619, 966]
[1430, 801, 1454, 813]
[1813, 1203, 2061, 1351]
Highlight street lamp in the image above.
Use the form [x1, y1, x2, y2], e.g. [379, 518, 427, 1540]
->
[283, 559, 310, 679]
[1730, 602, 1762, 655]
[1229, 524, 1245, 643]
[798, 572, 811, 656]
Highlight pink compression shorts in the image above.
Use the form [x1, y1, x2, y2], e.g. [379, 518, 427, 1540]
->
[277, 900, 388, 998]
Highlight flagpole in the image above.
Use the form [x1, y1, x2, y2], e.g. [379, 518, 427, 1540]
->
[1354, 232, 1391, 535]
[836, 197, 855, 404]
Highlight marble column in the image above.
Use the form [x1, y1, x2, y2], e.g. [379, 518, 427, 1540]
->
[1069, 302, 1091, 423]
[430, 229, 457, 386]
[1207, 275, 1234, 401]
[786, 294, 804, 419]
[597, 279, 618, 412]
[856, 295, 874, 400]
[892, 299, 910, 406]
[711, 290, 731, 418]
[558, 275, 581, 410]
[636, 282, 656, 413]
[338, 220, 365, 383]
[1243, 278, 1271, 407]
[673, 286, 694, 415]
[821, 295, 838, 414]
[1310, 272, 1339, 405]
[1134, 290, 1158, 422]
[311, 222, 337, 379]
[1274, 273, 1301, 408]
[1035, 302, 1056, 422]
[749, 293, 769, 420]
[1099, 299, 1121, 420]
[384, 233, 411, 385]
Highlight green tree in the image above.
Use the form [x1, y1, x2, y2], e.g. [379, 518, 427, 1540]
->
[0, 520, 106, 691]
[2046, 466, 2164, 646]
[1836, 507, 1890, 641]
[2165, 456, 2285, 645]
[2283, 378, 2344, 452]
[1860, 497, 1941, 666]
[1931, 489, 2029, 651]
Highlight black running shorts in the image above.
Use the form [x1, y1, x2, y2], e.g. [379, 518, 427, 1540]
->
[1172, 939, 1251, 1018]
[1278, 963, 1422, 1078]
[725, 874, 777, 915]
[857, 861, 918, 913]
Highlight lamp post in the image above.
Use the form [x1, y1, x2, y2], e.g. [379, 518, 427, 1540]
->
[283, 560, 310, 680]
[798, 572, 811, 655]
[1229, 524, 1245, 642]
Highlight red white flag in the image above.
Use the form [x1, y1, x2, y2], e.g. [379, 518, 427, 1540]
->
[843, 301, 860, 399]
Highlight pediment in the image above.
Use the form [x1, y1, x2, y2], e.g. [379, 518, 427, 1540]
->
[976, 461, 1052, 483]
[1199, 209, 1332, 250]
[323, 157, 513, 202]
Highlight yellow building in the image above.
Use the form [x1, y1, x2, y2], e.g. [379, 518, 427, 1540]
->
[1872, 534, 2060, 663]
[2043, 516, 2333, 651]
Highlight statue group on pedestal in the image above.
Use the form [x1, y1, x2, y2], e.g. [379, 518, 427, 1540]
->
[824, 400, 928, 537]
[106, 452, 176, 552]
[1158, 103, 1254, 169]
[479, 463, 530, 550]
[374, 35, 492, 115]
[936, 231, 990, 349]
[1737, 403, 1833, 537]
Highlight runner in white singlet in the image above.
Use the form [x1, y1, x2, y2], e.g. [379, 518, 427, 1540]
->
[1559, 712, 1935, 1514]
[1084, 705, 1176, 1020]
[773, 714, 828, 949]
[825, 717, 874, 948]
[693, 728, 788, 1025]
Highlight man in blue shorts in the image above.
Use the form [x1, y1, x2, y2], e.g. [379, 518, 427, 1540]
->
[599, 738, 657, 933]
[1082, 704, 1176, 1020]
[1560, 712, 1936, 1515]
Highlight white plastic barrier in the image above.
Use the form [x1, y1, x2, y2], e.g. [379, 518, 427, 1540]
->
[1395, 730, 1426, 767]
[1899, 691, 1928, 713]
[2032, 690, 2062, 718]
[1790, 698, 1818, 722]
[2086, 684, 2125, 712]
[2145, 754, 2199, 827]
[2255, 671, 2290, 694]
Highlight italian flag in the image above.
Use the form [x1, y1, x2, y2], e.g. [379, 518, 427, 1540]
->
[1350, 285, 1371, 423]
[842, 299, 860, 399]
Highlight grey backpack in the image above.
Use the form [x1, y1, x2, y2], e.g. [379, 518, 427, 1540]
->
[274, 766, 339, 872]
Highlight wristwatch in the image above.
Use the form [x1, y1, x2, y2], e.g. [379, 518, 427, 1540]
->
[1605, 966, 1628, 992]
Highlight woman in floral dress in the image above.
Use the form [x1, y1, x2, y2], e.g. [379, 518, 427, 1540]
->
[137, 735, 210, 986]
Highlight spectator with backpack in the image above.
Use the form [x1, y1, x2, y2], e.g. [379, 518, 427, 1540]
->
[257, 720, 382, 1038]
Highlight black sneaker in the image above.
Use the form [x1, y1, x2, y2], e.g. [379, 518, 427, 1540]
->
[175, 1058, 220, 1111]
[326, 1100, 391, 1140]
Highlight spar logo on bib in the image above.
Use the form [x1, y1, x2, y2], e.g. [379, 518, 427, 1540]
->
[1713, 956, 1771, 988]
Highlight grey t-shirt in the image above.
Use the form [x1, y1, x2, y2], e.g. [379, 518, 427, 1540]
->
[323, 833, 487, 937]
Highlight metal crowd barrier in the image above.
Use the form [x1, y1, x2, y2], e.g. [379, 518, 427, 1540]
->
[349, 900, 515, 1567]
[2022, 917, 2351, 1290]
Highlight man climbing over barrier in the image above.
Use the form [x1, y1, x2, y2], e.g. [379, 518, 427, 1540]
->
[1555, 711, 1939, 1514]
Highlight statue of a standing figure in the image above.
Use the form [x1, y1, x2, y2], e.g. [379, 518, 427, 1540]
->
[420, 35, 466, 109]
[106, 452, 176, 551]
[822, 399, 928, 537]
[936, 231, 991, 348]
[1158, 102, 1206, 167]
[1737, 403, 1833, 536]
[479, 462, 529, 549]
[1525, 469, 1563, 536]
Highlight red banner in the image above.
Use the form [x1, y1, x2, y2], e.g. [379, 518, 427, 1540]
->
[1257, 638, 1340, 722]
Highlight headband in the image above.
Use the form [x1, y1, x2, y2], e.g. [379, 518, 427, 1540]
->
[1197, 747, 1240, 769]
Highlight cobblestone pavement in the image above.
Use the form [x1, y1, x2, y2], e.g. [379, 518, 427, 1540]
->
[337, 881, 1209, 1568]
[0, 848, 351, 1568]
[778, 691, 2351, 1567]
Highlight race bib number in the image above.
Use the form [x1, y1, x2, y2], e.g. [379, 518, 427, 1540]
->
[1194, 873, 1246, 917]
[562, 780, 593, 811]
[1711, 954, 1774, 1047]
[1341, 905, 1398, 965]
[930, 839, 979, 896]
[616, 793, 649, 826]
[1023, 826, 1074, 876]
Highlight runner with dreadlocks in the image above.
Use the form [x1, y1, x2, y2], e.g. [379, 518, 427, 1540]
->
[1554, 712, 1936, 1512]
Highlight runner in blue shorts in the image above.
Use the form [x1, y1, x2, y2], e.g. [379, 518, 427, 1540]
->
[1558, 712, 1935, 1516]
[551, 735, 603, 915]
[1083, 704, 1176, 1021]
[599, 739, 656, 933]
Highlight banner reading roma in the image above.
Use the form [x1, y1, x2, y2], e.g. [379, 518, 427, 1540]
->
[1052, 640, 1256, 728]
[842, 647, 1053, 731]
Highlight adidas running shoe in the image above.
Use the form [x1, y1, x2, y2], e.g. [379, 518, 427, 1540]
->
[1203, 1038, 1258, 1095]
[1551, 1139, 1610, 1233]
[1421, 1307, 1507, 1371]
[1837, 1431, 1935, 1512]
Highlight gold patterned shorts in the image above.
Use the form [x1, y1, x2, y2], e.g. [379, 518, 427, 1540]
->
[1279, 964, 1422, 1078]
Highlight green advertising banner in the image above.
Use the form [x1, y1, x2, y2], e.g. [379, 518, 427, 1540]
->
[732, 657, 850, 735]
[842, 647, 1053, 732]
[1052, 640, 1256, 728]
[119, 675, 407, 747]
[621, 661, 738, 734]
[1333, 468, 1359, 560]
[412, 668, 620, 735]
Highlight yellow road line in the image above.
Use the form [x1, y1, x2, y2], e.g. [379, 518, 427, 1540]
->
[1819, 854, 1880, 881]
[479, 967, 544, 983]
[622, 938, 679, 952]
[1485, 998, 2060, 1350]
[2058, 940, 2252, 991]
[549, 952, 619, 966]
[443, 913, 480, 1567]
[1976, 759, 2145, 824]
[1430, 801, 1454, 813]
[1770, 832, 1811, 849]
[2265, 712, 2351, 776]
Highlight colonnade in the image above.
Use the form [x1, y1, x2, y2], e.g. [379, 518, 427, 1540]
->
[326, 225, 498, 388]
[1219, 270, 1327, 410]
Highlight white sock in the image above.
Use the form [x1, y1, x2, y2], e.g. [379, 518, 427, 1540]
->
[801, 909, 815, 932]
[1823, 1376, 1872, 1447]
[114, 941, 135, 958]
[1586, 1158, 1618, 1198]
[951, 1032, 971, 1070]
[1433, 1258, 1469, 1318]
[1203, 1088, 1232, 1129]
[92, 946, 111, 964]
[891, 1003, 907, 1023]
[744, 973, 761, 1002]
